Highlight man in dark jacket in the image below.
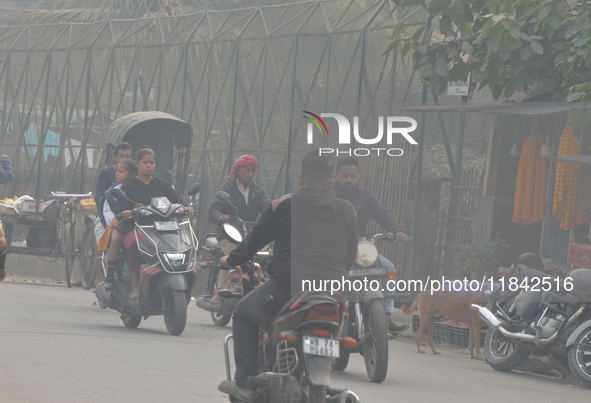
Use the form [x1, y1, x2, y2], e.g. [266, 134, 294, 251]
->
[217, 151, 358, 402]
[0, 154, 15, 281]
[208, 155, 270, 306]
[332, 156, 409, 335]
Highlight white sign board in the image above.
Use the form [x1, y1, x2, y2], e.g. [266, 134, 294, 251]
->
[447, 72, 471, 96]
[447, 23, 472, 96]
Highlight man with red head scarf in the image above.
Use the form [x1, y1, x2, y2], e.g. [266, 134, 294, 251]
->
[208, 155, 270, 306]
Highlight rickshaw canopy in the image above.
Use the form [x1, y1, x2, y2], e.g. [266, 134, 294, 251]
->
[102, 112, 193, 192]
[106, 111, 192, 149]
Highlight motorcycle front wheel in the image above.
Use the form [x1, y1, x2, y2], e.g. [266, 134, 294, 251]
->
[362, 301, 388, 383]
[484, 328, 531, 371]
[122, 314, 142, 328]
[567, 326, 591, 388]
[211, 311, 232, 327]
[163, 289, 187, 336]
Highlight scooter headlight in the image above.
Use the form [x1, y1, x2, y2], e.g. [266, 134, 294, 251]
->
[355, 242, 378, 267]
[164, 252, 187, 269]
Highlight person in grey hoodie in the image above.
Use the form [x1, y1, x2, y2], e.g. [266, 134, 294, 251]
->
[0, 154, 15, 281]
[217, 151, 358, 402]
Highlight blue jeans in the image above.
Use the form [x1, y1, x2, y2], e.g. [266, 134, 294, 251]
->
[379, 255, 395, 314]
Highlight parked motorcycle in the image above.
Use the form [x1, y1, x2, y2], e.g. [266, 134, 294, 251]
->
[331, 232, 411, 383]
[196, 191, 271, 327]
[472, 253, 591, 388]
[95, 184, 200, 336]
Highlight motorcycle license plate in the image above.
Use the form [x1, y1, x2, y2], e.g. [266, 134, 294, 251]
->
[348, 268, 387, 277]
[303, 336, 339, 358]
[154, 221, 179, 231]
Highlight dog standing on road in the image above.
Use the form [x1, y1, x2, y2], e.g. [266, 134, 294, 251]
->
[401, 290, 487, 360]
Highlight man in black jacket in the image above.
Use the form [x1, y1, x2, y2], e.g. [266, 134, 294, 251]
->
[217, 151, 358, 402]
[333, 156, 409, 335]
[208, 155, 270, 306]
[0, 154, 15, 281]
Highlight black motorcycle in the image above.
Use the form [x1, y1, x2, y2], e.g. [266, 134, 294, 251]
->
[220, 226, 360, 403]
[95, 184, 200, 336]
[472, 253, 591, 388]
[331, 232, 410, 383]
[196, 191, 271, 327]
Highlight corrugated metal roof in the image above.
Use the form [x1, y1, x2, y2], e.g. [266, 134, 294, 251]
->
[401, 102, 591, 115]
[400, 104, 501, 113]
[483, 102, 591, 116]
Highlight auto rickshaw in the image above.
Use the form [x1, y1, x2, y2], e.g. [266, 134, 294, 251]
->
[99, 111, 193, 193]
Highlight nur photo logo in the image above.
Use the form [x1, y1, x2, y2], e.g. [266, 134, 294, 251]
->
[302, 112, 418, 156]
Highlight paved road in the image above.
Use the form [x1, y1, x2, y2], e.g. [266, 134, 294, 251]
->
[1, 280, 589, 402]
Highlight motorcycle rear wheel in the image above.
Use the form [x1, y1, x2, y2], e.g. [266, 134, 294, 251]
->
[211, 311, 232, 327]
[567, 326, 591, 389]
[163, 289, 187, 336]
[484, 328, 531, 371]
[362, 301, 388, 383]
[331, 326, 350, 371]
[308, 385, 325, 403]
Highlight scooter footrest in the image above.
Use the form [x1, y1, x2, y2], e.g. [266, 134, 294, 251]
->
[247, 376, 271, 388]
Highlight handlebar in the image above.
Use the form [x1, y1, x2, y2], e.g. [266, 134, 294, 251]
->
[372, 232, 412, 243]
[50, 192, 93, 199]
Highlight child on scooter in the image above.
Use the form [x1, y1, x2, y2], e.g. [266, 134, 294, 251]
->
[99, 159, 138, 290]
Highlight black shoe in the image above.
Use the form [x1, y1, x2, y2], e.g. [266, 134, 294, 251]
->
[104, 278, 114, 292]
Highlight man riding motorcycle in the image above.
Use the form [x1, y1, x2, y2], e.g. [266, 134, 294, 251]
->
[217, 151, 358, 402]
[208, 155, 270, 308]
[332, 156, 409, 336]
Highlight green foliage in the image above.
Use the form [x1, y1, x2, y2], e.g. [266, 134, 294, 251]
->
[455, 236, 510, 273]
[390, 0, 591, 100]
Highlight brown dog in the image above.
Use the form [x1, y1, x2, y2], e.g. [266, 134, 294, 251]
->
[401, 290, 487, 360]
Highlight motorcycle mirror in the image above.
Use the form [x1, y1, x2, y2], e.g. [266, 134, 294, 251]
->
[187, 183, 200, 196]
[222, 223, 243, 244]
[215, 191, 238, 215]
[111, 188, 127, 200]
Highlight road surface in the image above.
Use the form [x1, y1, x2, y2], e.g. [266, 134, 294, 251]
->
[1, 280, 589, 402]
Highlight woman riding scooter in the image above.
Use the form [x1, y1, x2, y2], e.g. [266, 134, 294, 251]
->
[115, 147, 194, 298]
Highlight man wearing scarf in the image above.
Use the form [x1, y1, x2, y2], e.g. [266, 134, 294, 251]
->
[208, 155, 270, 306]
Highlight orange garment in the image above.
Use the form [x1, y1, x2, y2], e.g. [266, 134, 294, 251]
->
[97, 225, 115, 252]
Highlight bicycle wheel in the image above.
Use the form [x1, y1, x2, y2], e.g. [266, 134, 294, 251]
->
[79, 220, 97, 290]
[63, 221, 76, 288]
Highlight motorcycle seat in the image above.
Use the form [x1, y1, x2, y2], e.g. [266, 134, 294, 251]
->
[269, 291, 344, 328]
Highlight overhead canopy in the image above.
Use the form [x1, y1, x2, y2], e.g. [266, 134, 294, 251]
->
[551, 155, 591, 165]
[106, 111, 193, 149]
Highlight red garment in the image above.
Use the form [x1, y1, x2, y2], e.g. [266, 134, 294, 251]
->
[229, 155, 258, 179]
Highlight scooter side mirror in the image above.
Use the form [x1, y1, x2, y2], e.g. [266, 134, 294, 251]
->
[187, 183, 200, 196]
[223, 223, 243, 245]
[215, 191, 238, 216]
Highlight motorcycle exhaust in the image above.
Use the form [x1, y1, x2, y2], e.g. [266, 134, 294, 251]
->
[471, 304, 535, 342]
[195, 296, 222, 313]
[326, 390, 360, 403]
[470, 304, 503, 329]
